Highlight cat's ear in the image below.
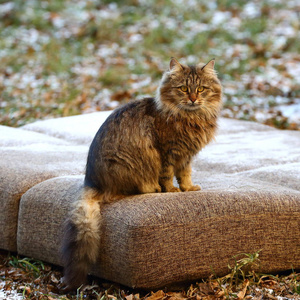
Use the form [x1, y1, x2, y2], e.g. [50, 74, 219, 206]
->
[169, 57, 183, 72]
[201, 59, 215, 71]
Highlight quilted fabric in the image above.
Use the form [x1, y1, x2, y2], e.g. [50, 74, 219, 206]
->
[17, 176, 300, 289]
[0, 113, 299, 289]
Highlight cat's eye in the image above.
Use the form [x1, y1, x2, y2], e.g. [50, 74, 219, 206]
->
[197, 86, 205, 93]
[180, 86, 188, 92]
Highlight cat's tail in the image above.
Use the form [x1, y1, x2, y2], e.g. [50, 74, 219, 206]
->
[61, 186, 102, 291]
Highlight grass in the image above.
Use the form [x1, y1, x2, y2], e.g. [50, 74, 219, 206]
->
[8, 256, 45, 278]
[1, 250, 299, 299]
[0, 0, 299, 129]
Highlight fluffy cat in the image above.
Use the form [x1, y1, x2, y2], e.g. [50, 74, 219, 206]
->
[61, 58, 222, 291]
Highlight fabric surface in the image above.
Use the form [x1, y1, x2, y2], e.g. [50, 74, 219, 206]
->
[22, 111, 112, 145]
[17, 176, 83, 265]
[0, 112, 299, 289]
[0, 127, 87, 251]
[17, 176, 300, 289]
[98, 188, 300, 289]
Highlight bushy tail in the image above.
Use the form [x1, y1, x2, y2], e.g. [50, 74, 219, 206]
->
[61, 186, 102, 291]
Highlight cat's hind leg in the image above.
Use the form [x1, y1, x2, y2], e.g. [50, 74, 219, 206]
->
[139, 182, 162, 194]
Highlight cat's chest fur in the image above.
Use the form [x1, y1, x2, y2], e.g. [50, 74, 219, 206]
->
[104, 98, 217, 162]
[155, 113, 216, 159]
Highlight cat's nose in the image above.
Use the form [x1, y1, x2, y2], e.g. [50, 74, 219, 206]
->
[189, 93, 197, 103]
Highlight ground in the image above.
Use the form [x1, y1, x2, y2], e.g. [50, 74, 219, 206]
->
[0, 250, 300, 299]
[0, 0, 299, 129]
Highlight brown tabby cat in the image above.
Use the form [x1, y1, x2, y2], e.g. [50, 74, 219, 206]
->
[61, 58, 222, 291]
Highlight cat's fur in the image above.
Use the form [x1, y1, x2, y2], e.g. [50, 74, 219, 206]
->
[61, 58, 222, 290]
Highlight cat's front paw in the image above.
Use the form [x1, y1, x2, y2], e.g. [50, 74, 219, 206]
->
[167, 186, 181, 193]
[181, 185, 201, 192]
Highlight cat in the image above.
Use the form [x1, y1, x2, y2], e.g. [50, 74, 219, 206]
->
[61, 57, 222, 291]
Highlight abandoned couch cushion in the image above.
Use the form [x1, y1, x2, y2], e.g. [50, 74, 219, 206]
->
[17, 175, 300, 290]
[1, 112, 299, 289]
[0, 125, 87, 251]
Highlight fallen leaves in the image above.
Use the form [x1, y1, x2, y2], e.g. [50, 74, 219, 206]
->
[122, 276, 300, 300]
[0, 0, 299, 130]
[1, 249, 300, 299]
[237, 279, 249, 299]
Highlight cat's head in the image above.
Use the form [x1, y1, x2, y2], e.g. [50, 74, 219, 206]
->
[156, 58, 222, 117]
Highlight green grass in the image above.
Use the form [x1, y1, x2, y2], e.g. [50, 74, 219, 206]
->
[9, 256, 45, 277]
[0, 0, 299, 129]
[1, 250, 299, 299]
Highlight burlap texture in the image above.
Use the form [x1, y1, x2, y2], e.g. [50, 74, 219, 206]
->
[17, 176, 300, 289]
[0, 126, 86, 251]
[1, 114, 299, 289]
[17, 176, 83, 264]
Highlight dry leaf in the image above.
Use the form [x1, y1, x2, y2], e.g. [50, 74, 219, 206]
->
[146, 290, 166, 300]
[166, 292, 186, 299]
[18, 285, 32, 294]
[197, 282, 215, 295]
[126, 294, 134, 300]
[237, 279, 249, 300]
[265, 294, 277, 300]
[50, 273, 59, 284]
[216, 290, 225, 298]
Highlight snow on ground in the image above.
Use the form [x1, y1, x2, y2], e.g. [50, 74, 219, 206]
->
[0, 0, 299, 130]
